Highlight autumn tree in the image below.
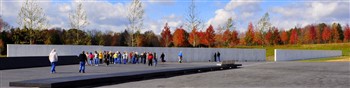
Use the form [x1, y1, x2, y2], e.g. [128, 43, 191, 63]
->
[280, 30, 288, 44]
[289, 29, 298, 44]
[344, 24, 350, 42]
[18, 0, 48, 44]
[230, 30, 239, 47]
[69, 0, 89, 44]
[264, 29, 272, 45]
[203, 25, 215, 47]
[160, 23, 172, 47]
[272, 28, 281, 45]
[322, 26, 331, 43]
[331, 23, 343, 43]
[245, 22, 254, 45]
[188, 27, 200, 47]
[173, 27, 188, 47]
[257, 12, 271, 32]
[144, 30, 160, 47]
[307, 25, 316, 44]
[222, 29, 232, 47]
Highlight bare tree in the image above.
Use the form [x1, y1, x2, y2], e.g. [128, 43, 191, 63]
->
[186, 0, 203, 47]
[257, 12, 271, 33]
[17, 0, 48, 44]
[69, 0, 89, 30]
[127, 0, 144, 47]
[69, 0, 89, 44]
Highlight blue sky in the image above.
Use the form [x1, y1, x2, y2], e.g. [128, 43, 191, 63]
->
[1, 0, 349, 34]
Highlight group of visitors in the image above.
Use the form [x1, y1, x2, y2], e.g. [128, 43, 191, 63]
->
[48, 49, 169, 74]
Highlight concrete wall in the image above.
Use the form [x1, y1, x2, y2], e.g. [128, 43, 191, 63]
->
[274, 49, 342, 61]
[0, 56, 78, 70]
[7, 44, 266, 62]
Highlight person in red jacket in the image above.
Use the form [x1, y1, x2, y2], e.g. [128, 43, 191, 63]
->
[147, 52, 153, 66]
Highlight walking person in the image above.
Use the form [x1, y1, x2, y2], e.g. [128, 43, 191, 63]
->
[217, 51, 221, 62]
[160, 52, 166, 62]
[49, 49, 58, 74]
[148, 52, 153, 66]
[153, 52, 157, 66]
[109, 51, 114, 64]
[78, 51, 87, 73]
[178, 51, 183, 63]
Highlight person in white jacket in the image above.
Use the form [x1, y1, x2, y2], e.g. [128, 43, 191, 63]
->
[49, 49, 58, 73]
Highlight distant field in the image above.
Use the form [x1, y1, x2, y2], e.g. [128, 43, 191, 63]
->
[234, 43, 350, 61]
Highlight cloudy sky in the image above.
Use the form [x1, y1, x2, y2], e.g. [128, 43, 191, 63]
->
[0, 0, 349, 34]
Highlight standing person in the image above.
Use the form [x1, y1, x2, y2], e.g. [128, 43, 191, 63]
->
[148, 52, 153, 66]
[49, 49, 58, 74]
[88, 52, 94, 66]
[123, 51, 128, 64]
[160, 52, 166, 62]
[113, 51, 118, 64]
[140, 52, 144, 64]
[105, 51, 110, 66]
[109, 51, 114, 64]
[135, 52, 139, 64]
[78, 51, 87, 73]
[118, 51, 122, 64]
[214, 52, 217, 62]
[99, 51, 103, 64]
[94, 51, 99, 66]
[153, 52, 157, 66]
[143, 52, 147, 64]
[129, 52, 133, 63]
[217, 51, 221, 62]
[178, 51, 183, 63]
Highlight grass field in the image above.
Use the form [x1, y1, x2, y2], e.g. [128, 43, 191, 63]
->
[234, 43, 350, 61]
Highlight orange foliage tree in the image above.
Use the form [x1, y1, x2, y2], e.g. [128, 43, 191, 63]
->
[344, 24, 350, 42]
[245, 22, 254, 45]
[172, 27, 188, 47]
[188, 27, 199, 47]
[160, 23, 172, 47]
[280, 30, 288, 44]
[222, 29, 232, 47]
[204, 25, 215, 47]
[230, 30, 239, 47]
[322, 26, 332, 43]
[289, 29, 298, 44]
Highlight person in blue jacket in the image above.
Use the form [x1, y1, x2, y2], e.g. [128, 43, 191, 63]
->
[178, 51, 183, 63]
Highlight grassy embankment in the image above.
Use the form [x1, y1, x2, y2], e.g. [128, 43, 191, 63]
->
[234, 43, 350, 62]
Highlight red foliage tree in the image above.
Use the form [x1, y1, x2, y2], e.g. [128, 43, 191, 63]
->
[308, 25, 316, 43]
[230, 30, 239, 47]
[343, 24, 350, 42]
[289, 29, 298, 44]
[322, 26, 332, 43]
[280, 30, 288, 44]
[172, 27, 187, 47]
[204, 25, 215, 47]
[188, 27, 199, 47]
[197, 31, 206, 47]
[265, 29, 272, 45]
[161, 23, 172, 47]
[272, 28, 281, 45]
[222, 29, 232, 47]
[245, 22, 254, 45]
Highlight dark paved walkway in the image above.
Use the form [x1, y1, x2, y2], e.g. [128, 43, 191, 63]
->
[1, 62, 249, 88]
[97, 62, 350, 88]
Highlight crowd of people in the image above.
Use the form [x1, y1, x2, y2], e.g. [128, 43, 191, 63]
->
[49, 49, 170, 74]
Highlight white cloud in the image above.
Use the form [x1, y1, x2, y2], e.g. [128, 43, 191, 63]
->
[271, 1, 350, 30]
[207, 0, 261, 32]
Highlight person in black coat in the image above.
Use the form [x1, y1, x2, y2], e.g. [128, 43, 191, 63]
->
[160, 52, 166, 62]
[214, 52, 217, 62]
[217, 51, 221, 62]
[78, 51, 87, 73]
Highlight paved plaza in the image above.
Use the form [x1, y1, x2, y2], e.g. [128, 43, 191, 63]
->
[98, 62, 350, 88]
[1, 62, 349, 88]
